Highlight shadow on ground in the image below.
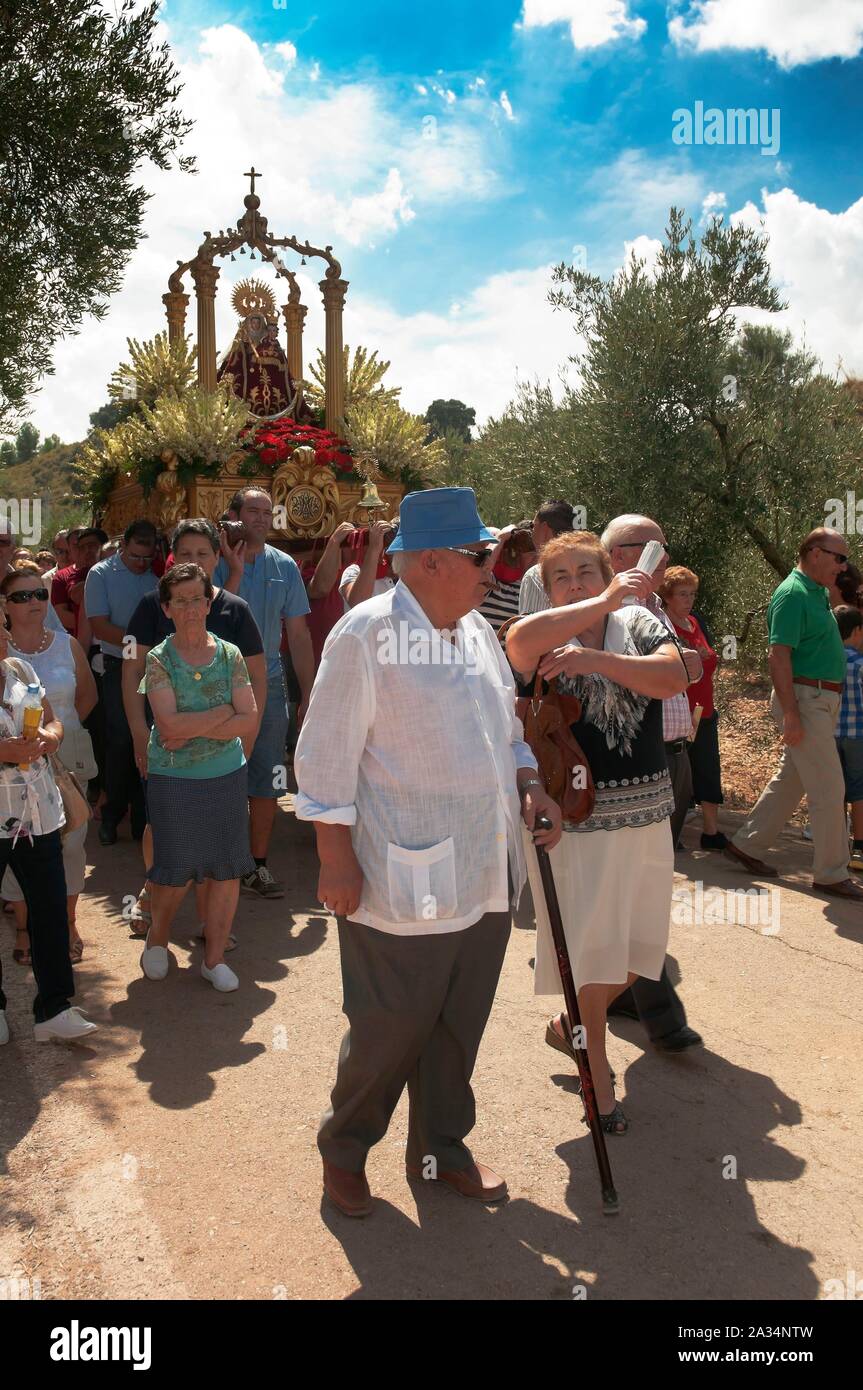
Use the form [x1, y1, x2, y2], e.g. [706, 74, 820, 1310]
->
[322, 1032, 815, 1300]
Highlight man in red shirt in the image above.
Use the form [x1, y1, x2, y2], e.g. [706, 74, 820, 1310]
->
[303, 521, 357, 666]
[51, 527, 107, 638]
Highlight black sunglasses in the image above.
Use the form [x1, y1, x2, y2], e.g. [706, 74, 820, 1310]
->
[7, 588, 49, 603]
[814, 545, 848, 565]
[446, 545, 496, 567]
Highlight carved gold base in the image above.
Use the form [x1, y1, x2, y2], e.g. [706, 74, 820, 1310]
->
[101, 465, 403, 543]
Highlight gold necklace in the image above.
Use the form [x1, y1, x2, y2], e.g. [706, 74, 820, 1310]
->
[174, 634, 211, 680]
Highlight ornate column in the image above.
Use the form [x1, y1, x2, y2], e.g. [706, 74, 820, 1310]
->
[282, 300, 308, 394]
[319, 276, 349, 431]
[162, 290, 189, 343]
[191, 261, 220, 391]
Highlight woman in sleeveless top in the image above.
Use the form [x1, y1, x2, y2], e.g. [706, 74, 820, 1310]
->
[0, 572, 98, 1043]
[2, 562, 97, 963]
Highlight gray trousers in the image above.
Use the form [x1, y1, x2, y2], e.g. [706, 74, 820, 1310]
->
[318, 910, 511, 1173]
[732, 686, 847, 884]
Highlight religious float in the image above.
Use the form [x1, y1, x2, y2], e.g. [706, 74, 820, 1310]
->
[87, 169, 438, 551]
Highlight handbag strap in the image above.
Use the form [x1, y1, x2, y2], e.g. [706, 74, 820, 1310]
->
[495, 616, 555, 704]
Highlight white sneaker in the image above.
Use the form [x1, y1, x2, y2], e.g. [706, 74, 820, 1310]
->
[140, 937, 169, 980]
[0, 1009, 9, 1045]
[34, 1007, 98, 1042]
[201, 962, 239, 992]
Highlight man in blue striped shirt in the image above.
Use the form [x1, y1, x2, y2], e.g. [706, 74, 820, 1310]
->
[834, 605, 863, 871]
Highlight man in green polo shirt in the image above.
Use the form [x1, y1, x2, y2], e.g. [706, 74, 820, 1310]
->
[726, 527, 863, 898]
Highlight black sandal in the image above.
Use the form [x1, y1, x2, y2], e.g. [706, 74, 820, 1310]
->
[584, 1100, 629, 1135]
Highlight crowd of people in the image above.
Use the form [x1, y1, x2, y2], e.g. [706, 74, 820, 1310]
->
[1, 491, 861, 1219]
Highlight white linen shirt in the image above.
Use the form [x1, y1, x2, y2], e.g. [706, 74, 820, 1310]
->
[648, 594, 698, 741]
[518, 564, 549, 616]
[294, 579, 538, 936]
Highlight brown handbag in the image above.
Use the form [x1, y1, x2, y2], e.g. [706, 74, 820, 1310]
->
[498, 618, 595, 824]
[50, 754, 92, 837]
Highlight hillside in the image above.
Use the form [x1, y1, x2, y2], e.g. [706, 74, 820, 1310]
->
[0, 441, 90, 537]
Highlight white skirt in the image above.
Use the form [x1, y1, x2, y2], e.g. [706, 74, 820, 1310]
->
[523, 818, 674, 994]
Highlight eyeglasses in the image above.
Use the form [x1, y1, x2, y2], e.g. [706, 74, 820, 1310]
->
[617, 540, 668, 553]
[169, 595, 208, 608]
[446, 546, 497, 567]
[6, 588, 49, 604]
[813, 545, 847, 565]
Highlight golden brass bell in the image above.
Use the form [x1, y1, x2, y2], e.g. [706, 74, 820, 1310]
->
[358, 477, 386, 515]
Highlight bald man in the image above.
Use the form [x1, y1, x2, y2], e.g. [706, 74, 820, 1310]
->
[725, 528, 863, 899]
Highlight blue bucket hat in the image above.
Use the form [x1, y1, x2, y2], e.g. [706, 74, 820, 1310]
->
[386, 487, 497, 553]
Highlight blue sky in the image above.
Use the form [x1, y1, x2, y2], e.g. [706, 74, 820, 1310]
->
[36, 0, 863, 441]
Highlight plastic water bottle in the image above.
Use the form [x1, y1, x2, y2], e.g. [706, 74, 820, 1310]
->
[18, 684, 43, 771]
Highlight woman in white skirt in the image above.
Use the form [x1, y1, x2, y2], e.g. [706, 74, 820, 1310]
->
[506, 532, 688, 1134]
[1, 562, 97, 963]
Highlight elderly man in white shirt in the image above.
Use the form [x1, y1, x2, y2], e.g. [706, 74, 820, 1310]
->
[295, 487, 562, 1218]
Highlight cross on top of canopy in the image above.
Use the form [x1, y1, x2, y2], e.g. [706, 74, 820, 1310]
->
[161, 167, 348, 429]
[167, 166, 343, 295]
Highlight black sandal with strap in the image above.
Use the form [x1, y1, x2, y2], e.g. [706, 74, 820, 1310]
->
[584, 1100, 629, 1136]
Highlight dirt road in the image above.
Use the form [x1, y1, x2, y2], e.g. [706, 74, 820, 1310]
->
[1, 802, 861, 1301]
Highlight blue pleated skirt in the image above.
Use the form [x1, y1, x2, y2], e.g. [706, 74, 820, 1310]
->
[147, 765, 255, 886]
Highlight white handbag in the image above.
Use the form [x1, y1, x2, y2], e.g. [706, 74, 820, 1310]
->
[58, 722, 98, 782]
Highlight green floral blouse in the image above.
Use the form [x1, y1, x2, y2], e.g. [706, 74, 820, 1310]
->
[139, 636, 251, 780]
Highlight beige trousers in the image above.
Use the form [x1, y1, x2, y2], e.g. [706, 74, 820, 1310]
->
[732, 684, 847, 884]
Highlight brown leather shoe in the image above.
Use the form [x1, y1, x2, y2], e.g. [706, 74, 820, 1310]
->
[322, 1160, 373, 1217]
[723, 842, 778, 877]
[814, 877, 863, 901]
[406, 1159, 507, 1202]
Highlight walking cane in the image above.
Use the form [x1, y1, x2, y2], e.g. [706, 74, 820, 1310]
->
[533, 814, 619, 1214]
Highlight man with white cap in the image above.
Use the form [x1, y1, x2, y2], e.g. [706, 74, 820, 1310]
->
[295, 487, 562, 1218]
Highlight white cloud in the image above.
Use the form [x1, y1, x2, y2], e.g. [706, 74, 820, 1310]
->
[344, 265, 579, 426]
[519, 0, 647, 49]
[415, 83, 428, 95]
[340, 168, 415, 245]
[309, 61, 321, 81]
[500, 90, 515, 121]
[623, 234, 663, 277]
[702, 189, 727, 217]
[273, 41, 297, 67]
[669, 0, 863, 67]
[588, 149, 704, 226]
[730, 188, 863, 376]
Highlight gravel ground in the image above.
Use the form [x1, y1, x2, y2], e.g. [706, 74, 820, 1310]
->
[1, 798, 861, 1302]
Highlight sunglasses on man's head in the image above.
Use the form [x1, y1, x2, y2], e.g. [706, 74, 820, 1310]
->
[7, 588, 49, 603]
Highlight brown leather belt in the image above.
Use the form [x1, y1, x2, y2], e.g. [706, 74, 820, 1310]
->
[793, 676, 843, 693]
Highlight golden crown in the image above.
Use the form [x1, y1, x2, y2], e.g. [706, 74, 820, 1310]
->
[232, 277, 277, 320]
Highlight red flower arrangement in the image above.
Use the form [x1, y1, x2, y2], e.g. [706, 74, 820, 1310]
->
[241, 419, 356, 475]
